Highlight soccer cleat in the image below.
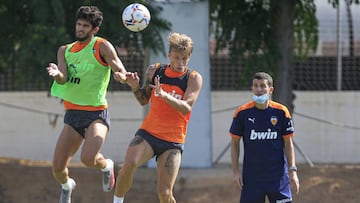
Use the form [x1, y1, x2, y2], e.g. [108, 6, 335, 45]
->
[101, 159, 115, 192]
[60, 178, 76, 203]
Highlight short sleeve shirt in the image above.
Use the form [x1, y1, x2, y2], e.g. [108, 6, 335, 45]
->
[229, 100, 295, 182]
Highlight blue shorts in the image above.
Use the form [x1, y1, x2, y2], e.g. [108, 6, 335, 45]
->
[136, 129, 184, 160]
[240, 174, 292, 203]
[64, 109, 110, 137]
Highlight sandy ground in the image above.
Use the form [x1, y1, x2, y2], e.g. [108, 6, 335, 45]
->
[0, 157, 360, 203]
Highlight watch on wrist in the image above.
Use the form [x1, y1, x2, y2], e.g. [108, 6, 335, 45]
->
[289, 166, 298, 172]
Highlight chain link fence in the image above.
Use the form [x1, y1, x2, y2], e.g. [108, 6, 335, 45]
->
[1, 2, 359, 92]
[0, 55, 359, 91]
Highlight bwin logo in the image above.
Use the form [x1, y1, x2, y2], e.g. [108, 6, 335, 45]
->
[250, 129, 278, 140]
[68, 76, 80, 84]
[67, 64, 80, 84]
[154, 90, 182, 100]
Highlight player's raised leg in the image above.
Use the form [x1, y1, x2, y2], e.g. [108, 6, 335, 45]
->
[156, 149, 181, 203]
[114, 136, 154, 202]
[80, 119, 114, 192]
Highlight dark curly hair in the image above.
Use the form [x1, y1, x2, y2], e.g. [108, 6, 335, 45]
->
[75, 6, 103, 28]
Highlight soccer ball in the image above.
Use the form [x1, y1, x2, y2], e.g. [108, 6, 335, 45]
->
[122, 3, 151, 32]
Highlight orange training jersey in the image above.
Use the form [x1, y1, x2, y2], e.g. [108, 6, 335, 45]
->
[140, 64, 194, 143]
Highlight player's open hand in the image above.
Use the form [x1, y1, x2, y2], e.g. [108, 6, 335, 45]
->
[125, 72, 140, 89]
[47, 63, 61, 77]
[113, 71, 127, 84]
[150, 75, 164, 97]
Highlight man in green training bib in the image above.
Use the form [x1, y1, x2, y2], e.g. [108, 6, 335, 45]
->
[46, 6, 130, 203]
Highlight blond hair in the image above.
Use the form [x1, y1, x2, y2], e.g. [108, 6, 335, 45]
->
[168, 32, 193, 57]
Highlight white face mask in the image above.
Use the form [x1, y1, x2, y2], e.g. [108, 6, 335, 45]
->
[252, 94, 269, 104]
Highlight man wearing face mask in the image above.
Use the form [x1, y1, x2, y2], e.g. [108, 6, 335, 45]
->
[229, 72, 300, 203]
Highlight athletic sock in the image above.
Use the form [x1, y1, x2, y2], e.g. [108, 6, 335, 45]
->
[61, 178, 75, 190]
[101, 159, 113, 172]
[113, 195, 124, 203]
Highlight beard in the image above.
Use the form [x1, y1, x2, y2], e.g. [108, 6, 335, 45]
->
[75, 33, 91, 42]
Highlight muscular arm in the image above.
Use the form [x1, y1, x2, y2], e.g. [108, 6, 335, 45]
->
[100, 40, 128, 83]
[155, 71, 203, 115]
[47, 45, 68, 85]
[130, 65, 156, 106]
[132, 77, 153, 105]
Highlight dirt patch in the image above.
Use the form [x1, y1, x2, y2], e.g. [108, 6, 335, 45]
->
[0, 157, 359, 203]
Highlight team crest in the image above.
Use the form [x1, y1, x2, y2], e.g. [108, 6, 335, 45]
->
[270, 116, 278, 126]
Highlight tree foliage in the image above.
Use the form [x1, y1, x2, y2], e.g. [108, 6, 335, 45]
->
[328, 0, 360, 7]
[0, 0, 171, 89]
[210, 0, 318, 87]
[210, 0, 359, 111]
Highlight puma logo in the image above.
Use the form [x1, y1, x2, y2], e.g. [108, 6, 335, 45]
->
[248, 117, 255, 124]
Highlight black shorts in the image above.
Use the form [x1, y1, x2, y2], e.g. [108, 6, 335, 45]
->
[64, 109, 110, 137]
[136, 129, 184, 160]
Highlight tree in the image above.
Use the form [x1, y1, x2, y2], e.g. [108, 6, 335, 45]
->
[329, 0, 360, 56]
[272, 0, 319, 112]
[0, 0, 171, 90]
[210, 0, 318, 113]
